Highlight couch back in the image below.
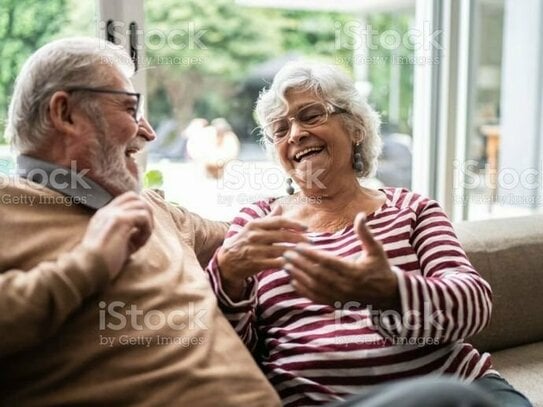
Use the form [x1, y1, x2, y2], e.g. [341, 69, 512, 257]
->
[454, 214, 543, 352]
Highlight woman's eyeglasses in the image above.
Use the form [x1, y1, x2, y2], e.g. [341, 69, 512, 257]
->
[64, 86, 144, 123]
[264, 102, 347, 144]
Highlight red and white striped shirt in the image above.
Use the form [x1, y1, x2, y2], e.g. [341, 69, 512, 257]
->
[206, 188, 495, 406]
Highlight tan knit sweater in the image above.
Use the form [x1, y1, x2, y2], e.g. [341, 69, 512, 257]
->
[0, 175, 280, 406]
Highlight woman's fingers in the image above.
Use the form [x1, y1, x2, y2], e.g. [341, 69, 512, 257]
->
[246, 230, 311, 245]
[268, 205, 282, 216]
[288, 265, 331, 304]
[282, 249, 335, 283]
[289, 244, 350, 274]
[249, 216, 308, 232]
[354, 212, 383, 255]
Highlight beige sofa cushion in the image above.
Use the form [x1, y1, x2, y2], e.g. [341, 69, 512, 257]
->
[454, 215, 543, 353]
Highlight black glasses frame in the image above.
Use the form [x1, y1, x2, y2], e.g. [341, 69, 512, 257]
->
[64, 86, 143, 122]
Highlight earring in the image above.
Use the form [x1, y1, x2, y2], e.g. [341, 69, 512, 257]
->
[286, 178, 295, 195]
[353, 143, 363, 172]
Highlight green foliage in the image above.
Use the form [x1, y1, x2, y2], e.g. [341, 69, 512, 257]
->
[366, 13, 414, 134]
[144, 0, 352, 135]
[0, 0, 68, 144]
[0, 0, 414, 144]
[143, 169, 164, 189]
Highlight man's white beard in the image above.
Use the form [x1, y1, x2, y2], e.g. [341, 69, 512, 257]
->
[92, 130, 141, 196]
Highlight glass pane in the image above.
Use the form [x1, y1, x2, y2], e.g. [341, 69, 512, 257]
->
[462, 0, 505, 219]
[365, 12, 415, 191]
[461, 0, 543, 220]
[0, 0, 97, 173]
[144, 2, 415, 220]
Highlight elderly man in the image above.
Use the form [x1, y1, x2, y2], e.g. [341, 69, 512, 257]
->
[0, 37, 280, 406]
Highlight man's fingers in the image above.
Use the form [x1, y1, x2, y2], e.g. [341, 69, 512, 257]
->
[112, 200, 154, 233]
[105, 208, 153, 244]
[354, 212, 381, 254]
[106, 192, 154, 217]
[107, 191, 141, 206]
[124, 210, 154, 252]
[83, 194, 154, 278]
[113, 201, 153, 217]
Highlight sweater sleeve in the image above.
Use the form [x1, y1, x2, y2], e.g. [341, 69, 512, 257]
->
[0, 246, 109, 357]
[371, 198, 493, 345]
[143, 190, 229, 268]
[188, 211, 229, 268]
[205, 202, 271, 352]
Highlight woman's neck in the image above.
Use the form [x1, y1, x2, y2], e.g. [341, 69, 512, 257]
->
[279, 179, 386, 232]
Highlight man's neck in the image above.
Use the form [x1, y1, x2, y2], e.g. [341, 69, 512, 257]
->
[16, 154, 113, 210]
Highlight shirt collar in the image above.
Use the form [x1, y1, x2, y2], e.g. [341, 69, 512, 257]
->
[16, 154, 113, 210]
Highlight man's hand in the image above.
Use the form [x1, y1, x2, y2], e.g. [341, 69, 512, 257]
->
[284, 213, 400, 312]
[80, 192, 154, 279]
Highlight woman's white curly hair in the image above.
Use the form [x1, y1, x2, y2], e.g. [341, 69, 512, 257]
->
[255, 60, 382, 178]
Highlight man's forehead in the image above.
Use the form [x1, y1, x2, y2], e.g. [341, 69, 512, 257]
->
[103, 65, 136, 93]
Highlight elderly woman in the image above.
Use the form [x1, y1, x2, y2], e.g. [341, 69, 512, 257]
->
[206, 62, 531, 407]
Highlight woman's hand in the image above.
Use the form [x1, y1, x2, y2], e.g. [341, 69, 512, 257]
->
[283, 213, 401, 312]
[217, 206, 310, 298]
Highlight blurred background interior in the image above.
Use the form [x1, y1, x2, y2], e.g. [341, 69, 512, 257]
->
[1, 0, 542, 221]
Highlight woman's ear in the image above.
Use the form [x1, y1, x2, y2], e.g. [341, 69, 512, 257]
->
[48, 91, 77, 134]
[351, 132, 363, 145]
[358, 125, 367, 143]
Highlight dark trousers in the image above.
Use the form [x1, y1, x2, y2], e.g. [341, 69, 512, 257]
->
[330, 375, 532, 407]
[474, 374, 532, 407]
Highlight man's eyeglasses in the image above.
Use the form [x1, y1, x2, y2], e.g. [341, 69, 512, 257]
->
[264, 101, 348, 144]
[64, 86, 144, 123]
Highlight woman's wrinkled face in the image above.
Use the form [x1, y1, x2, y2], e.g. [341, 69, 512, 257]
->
[272, 89, 354, 192]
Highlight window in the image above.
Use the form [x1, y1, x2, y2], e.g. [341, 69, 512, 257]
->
[456, 0, 543, 220]
[142, 1, 416, 220]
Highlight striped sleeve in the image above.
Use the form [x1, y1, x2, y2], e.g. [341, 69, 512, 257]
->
[205, 202, 270, 352]
[372, 198, 493, 344]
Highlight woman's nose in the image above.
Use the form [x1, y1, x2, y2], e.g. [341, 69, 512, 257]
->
[287, 120, 307, 143]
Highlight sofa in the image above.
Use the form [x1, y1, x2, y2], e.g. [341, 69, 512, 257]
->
[455, 214, 543, 406]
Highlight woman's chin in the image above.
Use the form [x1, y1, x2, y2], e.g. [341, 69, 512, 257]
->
[292, 158, 329, 187]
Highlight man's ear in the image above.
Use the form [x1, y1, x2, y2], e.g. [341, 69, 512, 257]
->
[48, 91, 78, 135]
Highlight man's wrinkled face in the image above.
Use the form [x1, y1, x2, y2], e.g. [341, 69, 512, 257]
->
[82, 68, 155, 196]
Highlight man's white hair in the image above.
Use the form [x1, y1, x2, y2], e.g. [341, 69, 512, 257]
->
[255, 61, 382, 178]
[6, 36, 134, 153]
